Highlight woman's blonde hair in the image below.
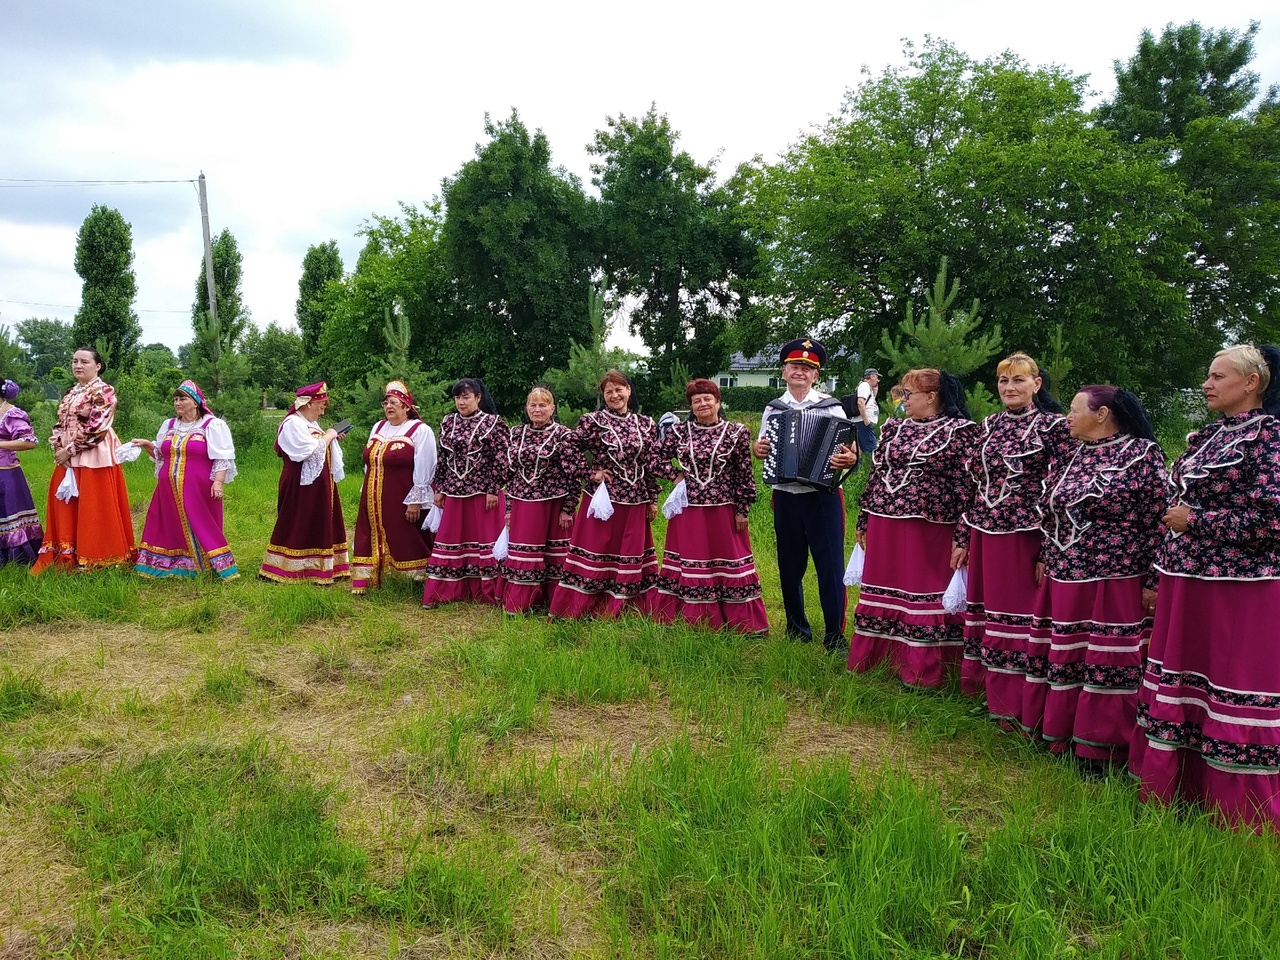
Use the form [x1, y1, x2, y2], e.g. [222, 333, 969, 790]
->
[1215, 345, 1272, 393]
[996, 352, 1041, 379]
[527, 386, 555, 406]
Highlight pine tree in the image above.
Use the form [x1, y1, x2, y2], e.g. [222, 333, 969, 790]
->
[878, 258, 1002, 377]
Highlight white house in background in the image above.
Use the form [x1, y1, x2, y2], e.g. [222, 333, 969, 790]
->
[713, 348, 840, 392]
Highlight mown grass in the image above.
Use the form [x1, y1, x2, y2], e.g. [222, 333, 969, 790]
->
[1, 437, 1276, 958]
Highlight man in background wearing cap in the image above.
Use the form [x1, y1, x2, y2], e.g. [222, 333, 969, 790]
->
[841, 368, 881, 465]
[752, 338, 858, 653]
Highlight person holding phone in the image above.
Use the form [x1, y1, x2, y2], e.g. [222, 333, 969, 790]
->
[260, 381, 351, 584]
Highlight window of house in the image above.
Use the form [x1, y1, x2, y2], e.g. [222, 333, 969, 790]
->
[769, 377, 781, 388]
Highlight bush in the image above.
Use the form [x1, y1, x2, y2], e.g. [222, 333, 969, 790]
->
[720, 386, 780, 414]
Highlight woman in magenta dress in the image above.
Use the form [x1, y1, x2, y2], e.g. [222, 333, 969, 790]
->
[0, 379, 43, 566]
[651, 379, 768, 633]
[550, 371, 660, 619]
[133, 380, 238, 580]
[352, 381, 437, 594]
[1131, 344, 1280, 829]
[422, 378, 510, 607]
[958, 353, 1069, 711]
[1027, 386, 1168, 769]
[259, 382, 350, 584]
[498, 386, 582, 613]
[849, 368, 978, 688]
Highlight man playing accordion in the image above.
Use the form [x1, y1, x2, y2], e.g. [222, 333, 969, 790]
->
[752, 338, 858, 653]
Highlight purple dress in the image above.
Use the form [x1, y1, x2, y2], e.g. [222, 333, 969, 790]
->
[0, 406, 43, 565]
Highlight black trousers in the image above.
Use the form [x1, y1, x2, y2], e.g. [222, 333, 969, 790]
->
[772, 488, 847, 646]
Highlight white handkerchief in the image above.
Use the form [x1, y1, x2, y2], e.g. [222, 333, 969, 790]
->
[586, 481, 614, 521]
[942, 567, 969, 615]
[492, 526, 510, 561]
[843, 543, 865, 586]
[661, 479, 689, 520]
[55, 466, 79, 502]
[423, 503, 443, 533]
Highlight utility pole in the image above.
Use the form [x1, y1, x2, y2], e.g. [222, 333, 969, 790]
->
[198, 172, 218, 331]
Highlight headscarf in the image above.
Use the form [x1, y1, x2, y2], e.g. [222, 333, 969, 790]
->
[0, 379, 18, 402]
[384, 380, 419, 420]
[176, 379, 212, 415]
[287, 381, 329, 418]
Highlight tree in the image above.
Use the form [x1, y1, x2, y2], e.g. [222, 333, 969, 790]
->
[242, 322, 306, 395]
[295, 240, 344, 354]
[589, 105, 754, 382]
[542, 283, 644, 412]
[15, 317, 73, 378]
[878, 259, 1002, 376]
[741, 39, 1203, 403]
[1098, 21, 1280, 344]
[191, 228, 251, 357]
[442, 110, 595, 411]
[71, 204, 142, 370]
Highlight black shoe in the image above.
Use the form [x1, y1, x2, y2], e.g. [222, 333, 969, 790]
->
[786, 630, 813, 644]
[822, 633, 846, 654]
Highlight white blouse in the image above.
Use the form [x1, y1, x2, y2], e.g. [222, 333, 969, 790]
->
[277, 413, 345, 486]
[150, 415, 238, 483]
[365, 419, 438, 504]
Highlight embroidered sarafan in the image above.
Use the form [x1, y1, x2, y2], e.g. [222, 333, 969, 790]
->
[572, 410, 659, 505]
[1039, 434, 1169, 585]
[652, 420, 757, 517]
[857, 414, 979, 541]
[1156, 411, 1280, 580]
[437, 411, 510, 497]
[963, 407, 1070, 534]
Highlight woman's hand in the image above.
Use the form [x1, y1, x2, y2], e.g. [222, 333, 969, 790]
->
[1163, 504, 1190, 533]
[54, 447, 71, 466]
[406, 503, 422, 523]
[590, 468, 613, 484]
[433, 492, 445, 508]
[735, 514, 749, 532]
[647, 502, 658, 522]
[485, 493, 499, 511]
[131, 438, 156, 453]
[1034, 562, 1045, 586]
[211, 480, 224, 500]
[856, 529, 867, 550]
[323, 428, 341, 443]
[950, 546, 968, 570]
[1141, 587, 1158, 614]
[559, 512, 574, 530]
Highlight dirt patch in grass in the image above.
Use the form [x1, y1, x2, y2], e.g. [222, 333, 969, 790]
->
[773, 707, 916, 769]
[513, 701, 692, 771]
[0, 806, 78, 935]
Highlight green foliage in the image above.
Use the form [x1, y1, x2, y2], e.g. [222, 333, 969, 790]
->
[71, 204, 142, 371]
[879, 258, 1002, 377]
[191, 228, 251, 353]
[589, 104, 753, 381]
[540, 282, 643, 411]
[720, 385, 780, 413]
[295, 240, 344, 355]
[741, 39, 1205, 401]
[14, 316, 72, 379]
[241, 321, 305, 395]
[336, 308, 453, 434]
[442, 110, 595, 411]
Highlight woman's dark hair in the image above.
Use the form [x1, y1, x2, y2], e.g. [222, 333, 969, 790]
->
[451, 377, 498, 415]
[597, 369, 639, 412]
[1078, 385, 1156, 441]
[74, 346, 106, 375]
[1033, 368, 1065, 414]
[1259, 345, 1280, 417]
[938, 371, 971, 421]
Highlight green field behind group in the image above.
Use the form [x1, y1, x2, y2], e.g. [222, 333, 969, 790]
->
[1, 430, 1276, 959]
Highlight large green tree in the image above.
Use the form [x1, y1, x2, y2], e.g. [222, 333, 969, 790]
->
[71, 204, 142, 370]
[242, 322, 306, 395]
[15, 317, 74, 379]
[589, 105, 754, 382]
[740, 39, 1202, 400]
[1098, 21, 1280, 344]
[295, 240, 344, 354]
[189, 228, 251, 395]
[441, 111, 595, 411]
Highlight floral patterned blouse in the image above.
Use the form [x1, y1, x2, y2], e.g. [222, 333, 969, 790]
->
[1155, 410, 1280, 581]
[652, 419, 757, 517]
[573, 409, 659, 506]
[963, 406, 1070, 534]
[857, 414, 979, 545]
[50, 377, 117, 466]
[436, 411, 510, 497]
[505, 423, 583, 513]
[1039, 434, 1170, 586]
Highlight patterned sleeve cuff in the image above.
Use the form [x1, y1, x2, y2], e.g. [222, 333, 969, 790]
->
[299, 444, 328, 486]
[403, 483, 432, 505]
[211, 459, 237, 484]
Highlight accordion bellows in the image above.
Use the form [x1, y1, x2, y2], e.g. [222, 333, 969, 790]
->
[762, 407, 855, 491]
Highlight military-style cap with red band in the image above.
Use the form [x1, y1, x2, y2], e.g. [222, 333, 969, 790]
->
[779, 337, 827, 369]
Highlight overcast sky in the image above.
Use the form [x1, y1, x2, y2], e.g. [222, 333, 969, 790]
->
[2, 0, 1277, 356]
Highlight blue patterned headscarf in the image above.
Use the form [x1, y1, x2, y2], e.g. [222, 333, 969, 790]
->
[176, 379, 212, 415]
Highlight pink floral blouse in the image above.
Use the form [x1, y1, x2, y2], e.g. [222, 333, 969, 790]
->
[856, 414, 979, 545]
[505, 423, 583, 513]
[1039, 434, 1170, 587]
[963, 406, 1070, 534]
[436, 411, 510, 497]
[572, 409, 660, 506]
[1156, 411, 1280, 581]
[652, 419, 757, 517]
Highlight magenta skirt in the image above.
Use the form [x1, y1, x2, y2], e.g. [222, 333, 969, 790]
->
[1024, 574, 1150, 760]
[1131, 573, 1280, 832]
[499, 496, 569, 614]
[653, 504, 769, 634]
[848, 514, 963, 688]
[548, 496, 657, 620]
[964, 529, 1041, 713]
[422, 492, 505, 607]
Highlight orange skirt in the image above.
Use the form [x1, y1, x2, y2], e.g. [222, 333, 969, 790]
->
[31, 464, 136, 573]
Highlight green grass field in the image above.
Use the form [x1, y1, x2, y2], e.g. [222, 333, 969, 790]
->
[1, 435, 1276, 959]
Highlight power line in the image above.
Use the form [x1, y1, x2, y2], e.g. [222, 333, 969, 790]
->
[0, 177, 196, 186]
[0, 298, 188, 314]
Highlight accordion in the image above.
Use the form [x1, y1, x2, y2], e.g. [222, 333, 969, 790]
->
[761, 405, 855, 491]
